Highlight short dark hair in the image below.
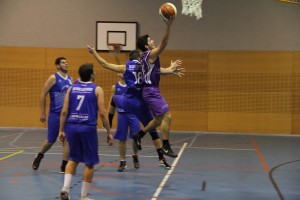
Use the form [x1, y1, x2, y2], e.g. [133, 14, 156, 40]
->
[55, 57, 66, 65]
[137, 34, 149, 52]
[129, 50, 141, 61]
[78, 63, 94, 82]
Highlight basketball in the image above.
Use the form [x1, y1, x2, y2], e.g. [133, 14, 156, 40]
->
[159, 3, 177, 21]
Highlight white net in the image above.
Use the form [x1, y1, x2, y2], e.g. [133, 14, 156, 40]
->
[181, 0, 203, 20]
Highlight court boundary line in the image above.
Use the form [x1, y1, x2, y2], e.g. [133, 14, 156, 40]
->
[0, 150, 24, 161]
[151, 142, 188, 200]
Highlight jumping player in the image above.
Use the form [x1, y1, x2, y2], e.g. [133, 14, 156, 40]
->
[135, 17, 184, 157]
[87, 46, 181, 168]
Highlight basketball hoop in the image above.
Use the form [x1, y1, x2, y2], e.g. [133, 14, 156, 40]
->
[181, 0, 203, 20]
[107, 43, 123, 57]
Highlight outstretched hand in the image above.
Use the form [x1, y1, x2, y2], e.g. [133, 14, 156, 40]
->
[87, 44, 96, 54]
[170, 60, 185, 77]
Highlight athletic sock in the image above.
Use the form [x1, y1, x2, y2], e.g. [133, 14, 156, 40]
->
[81, 181, 90, 197]
[163, 140, 170, 146]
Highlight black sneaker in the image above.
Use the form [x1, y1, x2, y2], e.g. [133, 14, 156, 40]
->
[132, 155, 140, 169]
[160, 144, 178, 158]
[118, 161, 127, 172]
[32, 153, 44, 170]
[60, 164, 66, 174]
[60, 187, 70, 200]
[132, 132, 142, 150]
[159, 157, 171, 170]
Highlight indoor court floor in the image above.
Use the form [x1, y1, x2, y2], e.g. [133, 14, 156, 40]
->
[0, 127, 299, 200]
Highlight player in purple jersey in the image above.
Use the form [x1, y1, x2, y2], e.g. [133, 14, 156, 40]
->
[135, 17, 185, 158]
[87, 45, 180, 168]
[59, 63, 113, 200]
[108, 73, 140, 172]
[32, 57, 73, 173]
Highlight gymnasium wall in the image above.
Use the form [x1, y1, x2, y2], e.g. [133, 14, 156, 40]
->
[0, 0, 300, 51]
[0, 46, 299, 134]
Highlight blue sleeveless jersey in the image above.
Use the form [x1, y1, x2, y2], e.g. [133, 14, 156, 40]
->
[141, 50, 161, 86]
[114, 82, 127, 113]
[49, 72, 72, 113]
[66, 82, 98, 125]
[123, 59, 144, 98]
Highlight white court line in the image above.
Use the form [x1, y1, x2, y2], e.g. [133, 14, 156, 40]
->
[151, 142, 188, 200]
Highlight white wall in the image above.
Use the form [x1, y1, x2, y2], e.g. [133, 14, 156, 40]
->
[0, 0, 300, 50]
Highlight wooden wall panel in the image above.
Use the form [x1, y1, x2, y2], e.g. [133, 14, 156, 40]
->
[292, 52, 300, 134]
[0, 46, 46, 68]
[207, 112, 291, 134]
[0, 47, 297, 134]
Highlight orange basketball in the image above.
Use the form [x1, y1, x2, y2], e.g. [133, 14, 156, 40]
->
[159, 3, 177, 21]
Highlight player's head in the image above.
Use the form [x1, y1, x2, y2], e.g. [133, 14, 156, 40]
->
[78, 63, 94, 82]
[137, 34, 155, 52]
[129, 49, 141, 61]
[55, 57, 68, 73]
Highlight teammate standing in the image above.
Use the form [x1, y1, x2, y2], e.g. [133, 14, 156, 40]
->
[108, 73, 140, 172]
[59, 63, 113, 200]
[32, 57, 72, 173]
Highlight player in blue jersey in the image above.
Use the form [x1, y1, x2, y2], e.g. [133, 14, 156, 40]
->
[87, 45, 181, 168]
[59, 63, 113, 200]
[32, 57, 73, 173]
[108, 73, 140, 172]
[135, 17, 184, 158]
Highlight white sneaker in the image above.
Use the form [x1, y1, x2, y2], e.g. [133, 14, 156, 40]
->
[79, 196, 94, 200]
[60, 187, 70, 200]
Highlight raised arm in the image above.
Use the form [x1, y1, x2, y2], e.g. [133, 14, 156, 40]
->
[148, 19, 174, 63]
[87, 44, 126, 73]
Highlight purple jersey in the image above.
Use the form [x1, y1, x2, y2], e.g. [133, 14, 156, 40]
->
[141, 50, 161, 86]
[115, 82, 127, 113]
[123, 59, 144, 97]
[66, 81, 98, 125]
[49, 72, 72, 113]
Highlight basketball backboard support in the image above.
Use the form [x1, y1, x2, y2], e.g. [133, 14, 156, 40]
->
[96, 21, 138, 52]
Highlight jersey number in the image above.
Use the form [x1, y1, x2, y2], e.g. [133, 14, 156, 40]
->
[76, 95, 85, 110]
[133, 71, 143, 84]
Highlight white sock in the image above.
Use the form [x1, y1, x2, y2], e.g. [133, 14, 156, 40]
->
[81, 182, 90, 197]
[63, 173, 73, 190]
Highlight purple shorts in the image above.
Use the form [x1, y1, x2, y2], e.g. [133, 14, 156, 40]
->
[47, 112, 60, 143]
[65, 123, 99, 166]
[142, 86, 169, 116]
[114, 112, 140, 141]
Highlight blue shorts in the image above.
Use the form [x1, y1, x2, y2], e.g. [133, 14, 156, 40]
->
[113, 95, 154, 128]
[47, 112, 60, 143]
[114, 112, 140, 141]
[142, 86, 169, 116]
[65, 123, 99, 166]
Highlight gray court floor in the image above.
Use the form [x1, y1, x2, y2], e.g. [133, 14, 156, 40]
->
[0, 127, 299, 200]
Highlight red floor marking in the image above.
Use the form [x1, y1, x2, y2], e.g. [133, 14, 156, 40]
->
[251, 138, 269, 173]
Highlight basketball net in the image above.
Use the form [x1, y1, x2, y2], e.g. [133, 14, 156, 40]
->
[181, 0, 203, 20]
[107, 43, 123, 65]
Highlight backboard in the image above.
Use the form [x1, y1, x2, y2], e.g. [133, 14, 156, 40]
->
[96, 21, 138, 52]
